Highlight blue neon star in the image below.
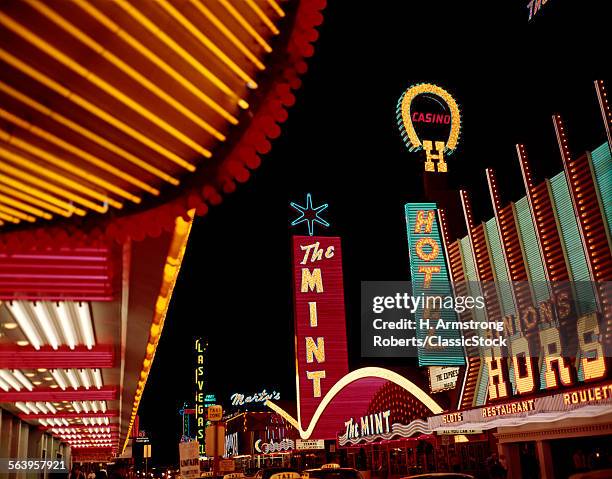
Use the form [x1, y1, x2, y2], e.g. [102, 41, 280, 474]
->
[290, 193, 330, 236]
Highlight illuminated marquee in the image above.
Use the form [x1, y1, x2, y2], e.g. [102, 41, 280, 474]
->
[292, 236, 349, 429]
[485, 310, 608, 402]
[428, 381, 612, 431]
[397, 83, 461, 173]
[266, 367, 443, 440]
[404, 204, 464, 366]
[344, 410, 391, 440]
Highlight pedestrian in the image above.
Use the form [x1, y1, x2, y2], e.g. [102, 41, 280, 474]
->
[498, 455, 508, 479]
[520, 445, 539, 479]
[486, 452, 499, 477]
[69, 466, 85, 479]
[573, 449, 587, 472]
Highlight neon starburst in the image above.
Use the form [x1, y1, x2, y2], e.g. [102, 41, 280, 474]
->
[290, 193, 329, 236]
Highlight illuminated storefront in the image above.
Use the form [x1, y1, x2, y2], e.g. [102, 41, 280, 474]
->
[0, 0, 328, 467]
[223, 411, 300, 469]
[266, 82, 612, 478]
[428, 82, 612, 478]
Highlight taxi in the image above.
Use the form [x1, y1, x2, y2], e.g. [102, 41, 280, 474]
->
[301, 465, 362, 479]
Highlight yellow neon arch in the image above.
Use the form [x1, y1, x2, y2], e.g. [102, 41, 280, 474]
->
[265, 367, 443, 439]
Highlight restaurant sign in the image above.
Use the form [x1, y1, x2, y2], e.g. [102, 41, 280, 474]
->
[429, 382, 612, 431]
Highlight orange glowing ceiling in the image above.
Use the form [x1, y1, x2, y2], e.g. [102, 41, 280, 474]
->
[0, 0, 288, 228]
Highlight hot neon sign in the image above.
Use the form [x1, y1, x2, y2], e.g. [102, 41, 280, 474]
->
[404, 203, 464, 366]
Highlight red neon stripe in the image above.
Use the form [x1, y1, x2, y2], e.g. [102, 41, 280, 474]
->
[0, 344, 114, 369]
[0, 295, 114, 301]
[0, 386, 117, 401]
[0, 274, 110, 280]
[0, 254, 109, 261]
[0, 263, 108, 271]
[22, 411, 119, 419]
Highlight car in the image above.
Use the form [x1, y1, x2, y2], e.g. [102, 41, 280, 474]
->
[243, 468, 260, 479]
[400, 474, 475, 479]
[301, 466, 363, 479]
[569, 470, 612, 479]
[254, 468, 300, 479]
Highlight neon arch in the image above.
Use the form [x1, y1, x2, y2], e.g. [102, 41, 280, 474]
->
[265, 367, 443, 439]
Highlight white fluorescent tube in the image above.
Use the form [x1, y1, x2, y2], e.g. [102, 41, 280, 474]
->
[7, 301, 42, 349]
[0, 375, 12, 391]
[0, 370, 22, 390]
[65, 369, 80, 390]
[55, 302, 76, 349]
[32, 302, 60, 349]
[92, 369, 103, 389]
[12, 370, 34, 391]
[78, 369, 91, 389]
[75, 302, 95, 349]
[50, 370, 67, 390]
[15, 402, 30, 414]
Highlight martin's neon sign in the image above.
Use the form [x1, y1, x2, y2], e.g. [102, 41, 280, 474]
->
[230, 390, 280, 406]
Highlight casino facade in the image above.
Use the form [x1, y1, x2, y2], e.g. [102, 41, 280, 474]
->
[0, 0, 326, 472]
[0, 1, 609, 476]
[248, 81, 612, 479]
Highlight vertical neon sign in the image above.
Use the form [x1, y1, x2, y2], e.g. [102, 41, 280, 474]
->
[405, 203, 465, 366]
[194, 338, 207, 455]
[292, 236, 349, 432]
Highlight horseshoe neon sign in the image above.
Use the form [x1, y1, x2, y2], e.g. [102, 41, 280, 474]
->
[396, 83, 462, 172]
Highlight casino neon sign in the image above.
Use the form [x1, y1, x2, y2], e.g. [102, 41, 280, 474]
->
[397, 83, 461, 173]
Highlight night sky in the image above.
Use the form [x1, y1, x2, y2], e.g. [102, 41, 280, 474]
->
[138, 1, 609, 465]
